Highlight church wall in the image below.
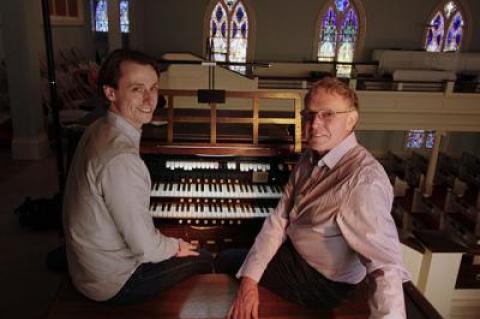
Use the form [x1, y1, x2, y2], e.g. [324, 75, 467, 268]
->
[48, 0, 95, 62]
[142, 0, 480, 62]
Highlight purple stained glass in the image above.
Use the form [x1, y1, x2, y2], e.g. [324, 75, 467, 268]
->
[95, 0, 108, 32]
[406, 130, 425, 149]
[236, 6, 244, 22]
[322, 7, 336, 42]
[340, 9, 358, 43]
[427, 30, 433, 44]
[120, 0, 129, 33]
[318, 6, 337, 60]
[425, 131, 435, 149]
[216, 5, 223, 22]
[221, 22, 226, 37]
[241, 23, 247, 38]
[335, 0, 349, 12]
[443, 11, 463, 52]
[426, 12, 444, 52]
[212, 21, 217, 35]
[433, 15, 442, 30]
[210, 1, 248, 65]
[453, 15, 462, 30]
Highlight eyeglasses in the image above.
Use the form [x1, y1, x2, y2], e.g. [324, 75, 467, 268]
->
[301, 109, 356, 122]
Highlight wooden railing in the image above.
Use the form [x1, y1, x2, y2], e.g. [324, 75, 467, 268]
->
[146, 89, 303, 155]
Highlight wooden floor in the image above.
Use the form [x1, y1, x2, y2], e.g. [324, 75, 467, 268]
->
[46, 274, 441, 319]
[46, 274, 369, 319]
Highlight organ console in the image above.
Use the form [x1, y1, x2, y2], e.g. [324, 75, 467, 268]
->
[141, 89, 302, 249]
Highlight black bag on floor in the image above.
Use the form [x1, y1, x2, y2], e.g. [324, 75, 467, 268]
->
[14, 193, 62, 230]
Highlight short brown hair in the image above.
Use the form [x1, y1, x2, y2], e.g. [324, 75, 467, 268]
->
[97, 49, 159, 104]
[304, 77, 359, 110]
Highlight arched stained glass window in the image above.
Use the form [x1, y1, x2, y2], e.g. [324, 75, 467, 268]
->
[317, 0, 359, 78]
[425, 1, 465, 52]
[120, 0, 130, 33]
[425, 13, 444, 52]
[318, 7, 337, 62]
[208, 0, 249, 73]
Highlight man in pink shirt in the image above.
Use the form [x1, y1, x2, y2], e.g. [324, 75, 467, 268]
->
[217, 77, 410, 318]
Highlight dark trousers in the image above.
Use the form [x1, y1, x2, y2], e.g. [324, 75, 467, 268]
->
[105, 248, 214, 305]
[215, 239, 355, 309]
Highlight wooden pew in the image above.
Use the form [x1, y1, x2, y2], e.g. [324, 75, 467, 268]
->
[46, 274, 440, 319]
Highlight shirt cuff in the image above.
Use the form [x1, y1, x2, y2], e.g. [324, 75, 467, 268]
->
[236, 259, 264, 283]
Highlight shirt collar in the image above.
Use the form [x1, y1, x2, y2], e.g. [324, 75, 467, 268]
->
[106, 111, 142, 147]
[309, 132, 358, 169]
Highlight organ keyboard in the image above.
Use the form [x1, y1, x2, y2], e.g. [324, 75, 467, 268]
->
[149, 200, 274, 220]
[151, 181, 283, 198]
[143, 154, 296, 249]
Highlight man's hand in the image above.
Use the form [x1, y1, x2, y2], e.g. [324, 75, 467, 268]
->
[176, 239, 199, 257]
[227, 277, 259, 319]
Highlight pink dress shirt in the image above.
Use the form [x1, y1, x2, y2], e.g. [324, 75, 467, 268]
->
[237, 133, 411, 318]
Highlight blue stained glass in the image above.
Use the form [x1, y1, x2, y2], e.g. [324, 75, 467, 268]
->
[221, 22, 226, 37]
[425, 132, 435, 149]
[324, 8, 336, 26]
[209, 1, 248, 68]
[212, 21, 217, 35]
[426, 12, 444, 52]
[453, 16, 462, 30]
[322, 7, 336, 43]
[406, 130, 425, 149]
[427, 30, 433, 44]
[335, 0, 349, 12]
[120, 0, 129, 33]
[236, 7, 244, 22]
[216, 6, 223, 22]
[318, 6, 337, 62]
[434, 15, 442, 30]
[95, 0, 108, 32]
[340, 9, 358, 43]
[241, 23, 247, 37]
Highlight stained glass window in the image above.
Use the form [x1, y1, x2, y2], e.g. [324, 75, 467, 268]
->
[94, 0, 108, 32]
[209, 1, 249, 73]
[317, 0, 359, 78]
[91, 0, 130, 33]
[318, 7, 337, 62]
[406, 130, 435, 149]
[425, 131, 435, 149]
[425, 13, 444, 52]
[425, 1, 464, 52]
[120, 0, 130, 33]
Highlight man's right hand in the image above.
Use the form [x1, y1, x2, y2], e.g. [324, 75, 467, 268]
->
[175, 239, 199, 257]
[227, 277, 259, 319]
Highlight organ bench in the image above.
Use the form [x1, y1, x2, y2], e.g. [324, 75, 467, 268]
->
[46, 274, 441, 319]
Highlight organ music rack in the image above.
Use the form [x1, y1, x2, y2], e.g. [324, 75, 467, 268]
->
[141, 89, 303, 250]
